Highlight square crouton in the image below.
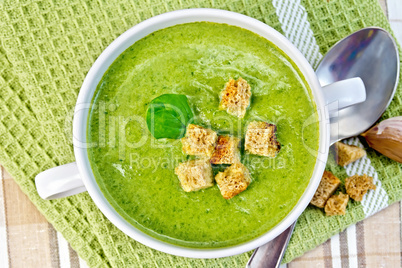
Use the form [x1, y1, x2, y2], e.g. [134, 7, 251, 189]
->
[215, 163, 251, 199]
[334, 142, 366, 166]
[245, 121, 280, 157]
[219, 77, 251, 118]
[345, 174, 376, 201]
[174, 159, 214, 192]
[181, 124, 218, 157]
[210, 135, 241, 164]
[310, 171, 341, 208]
[324, 193, 349, 216]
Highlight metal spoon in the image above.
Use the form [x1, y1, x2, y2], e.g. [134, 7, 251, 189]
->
[247, 27, 400, 268]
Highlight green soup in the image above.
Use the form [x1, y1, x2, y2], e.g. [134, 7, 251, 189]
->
[87, 22, 319, 248]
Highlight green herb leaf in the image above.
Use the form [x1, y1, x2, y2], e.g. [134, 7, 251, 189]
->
[146, 94, 194, 139]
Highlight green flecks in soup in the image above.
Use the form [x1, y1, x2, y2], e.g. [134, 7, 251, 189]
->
[87, 22, 319, 248]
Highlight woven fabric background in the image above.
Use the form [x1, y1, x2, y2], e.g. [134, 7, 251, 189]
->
[0, 0, 400, 266]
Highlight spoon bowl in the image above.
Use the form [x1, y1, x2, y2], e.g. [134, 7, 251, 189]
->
[316, 27, 400, 140]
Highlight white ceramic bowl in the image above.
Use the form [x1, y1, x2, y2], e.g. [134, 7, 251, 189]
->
[36, 8, 366, 258]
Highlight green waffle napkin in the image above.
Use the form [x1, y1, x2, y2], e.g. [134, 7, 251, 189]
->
[0, 0, 401, 266]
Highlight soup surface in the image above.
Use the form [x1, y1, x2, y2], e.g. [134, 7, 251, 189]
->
[87, 22, 319, 248]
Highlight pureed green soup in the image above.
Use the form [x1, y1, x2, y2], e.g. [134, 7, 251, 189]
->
[87, 22, 319, 248]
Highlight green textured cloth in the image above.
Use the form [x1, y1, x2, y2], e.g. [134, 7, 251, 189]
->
[0, 0, 401, 266]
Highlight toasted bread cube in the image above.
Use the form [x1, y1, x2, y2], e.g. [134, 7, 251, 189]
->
[219, 77, 251, 118]
[215, 163, 251, 199]
[210, 136, 241, 164]
[334, 142, 366, 166]
[325, 193, 349, 216]
[345, 174, 376, 201]
[174, 159, 214, 192]
[310, 171, 341, 208]
[181, 124, 218, 157]
[245, 121, 280, 157]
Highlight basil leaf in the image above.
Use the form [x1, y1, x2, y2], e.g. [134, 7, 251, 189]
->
[149, 109, 186, 139]
[146, 94, 194, 139]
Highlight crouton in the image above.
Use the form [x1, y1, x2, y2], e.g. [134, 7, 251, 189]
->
[310, 171, 341, 208]
[219, 77, 251, 118]
[245, 121, 280, 157]
[215, 163, 251, 199]
[325, 193, 349, 216]
[181, 124, 218, 157]
[345, 174, 376, 201]
[210, 135, 241, 164]
[174, 159, 214, 192]
[334, 142, 366, 166]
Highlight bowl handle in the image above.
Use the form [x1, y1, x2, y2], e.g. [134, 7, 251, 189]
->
[322, 77, 366, 144]
[322, 77, 366, 111]
[35, 162, 86, 200]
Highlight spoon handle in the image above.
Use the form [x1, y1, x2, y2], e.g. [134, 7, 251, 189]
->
[246, 221, 296, 268]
